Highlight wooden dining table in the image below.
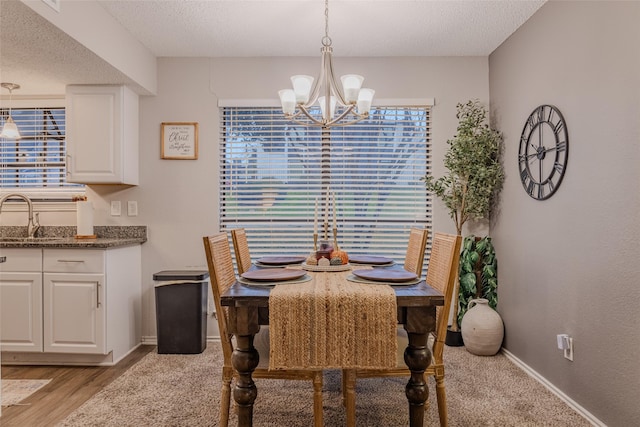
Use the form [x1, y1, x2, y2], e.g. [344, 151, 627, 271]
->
[220, 268, 444, 427]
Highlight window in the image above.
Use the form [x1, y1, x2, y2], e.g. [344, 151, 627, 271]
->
[0, 107, 83, 201]
[220, 105, 432, 269]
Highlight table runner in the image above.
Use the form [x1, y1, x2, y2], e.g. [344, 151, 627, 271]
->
[269, 270, 397, 370]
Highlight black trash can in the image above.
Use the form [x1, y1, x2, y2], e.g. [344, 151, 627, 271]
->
[154, 270, 209, 354]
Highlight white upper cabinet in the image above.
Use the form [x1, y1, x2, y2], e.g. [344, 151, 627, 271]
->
[66, 85, 139, 185]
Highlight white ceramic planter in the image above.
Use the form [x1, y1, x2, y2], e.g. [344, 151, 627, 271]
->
[461, 298, 504, 356]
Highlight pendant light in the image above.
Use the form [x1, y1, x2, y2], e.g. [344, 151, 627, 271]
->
[1, 83, 22, 139]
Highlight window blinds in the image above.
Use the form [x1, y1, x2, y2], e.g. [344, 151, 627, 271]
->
[220, 106, 432, 269]
[0, 108, 80, 192]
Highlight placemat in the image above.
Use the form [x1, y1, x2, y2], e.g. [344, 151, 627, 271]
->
[257, 256, 306, 266]
[241, 268, 306, 282]
[346, 274, 422, 286]
[238, 274, 312, 288]
[348, 255, 394, 265]
[269, 271, 397, 370]
[352, 268, 417, 283]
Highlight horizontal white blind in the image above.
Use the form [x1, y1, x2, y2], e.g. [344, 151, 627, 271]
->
[220, 106, 432, 270]
[0, 107, 82, 196]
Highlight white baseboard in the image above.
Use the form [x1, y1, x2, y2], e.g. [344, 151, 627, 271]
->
[141, 336, 221, 346]
[141, 336, 157, 345]
[501, 348, 606, 427]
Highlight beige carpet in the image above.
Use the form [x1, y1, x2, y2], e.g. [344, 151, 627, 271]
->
[2, 379, 51, 407]
[58, 344, 590, 426]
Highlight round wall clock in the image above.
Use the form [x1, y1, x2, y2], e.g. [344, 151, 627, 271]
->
[518, 105, 569, 200]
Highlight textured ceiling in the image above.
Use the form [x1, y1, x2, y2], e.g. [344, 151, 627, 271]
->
[98, 0, 546, 57]
[0, 0, 545, 96]
[0, 0, 141, 96]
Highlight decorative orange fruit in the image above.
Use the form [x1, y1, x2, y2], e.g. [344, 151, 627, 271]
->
[330, 249, 349, 265]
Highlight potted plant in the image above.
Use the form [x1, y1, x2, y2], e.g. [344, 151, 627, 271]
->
[422, 99, 504, 346]
[458, 234, 498, 327]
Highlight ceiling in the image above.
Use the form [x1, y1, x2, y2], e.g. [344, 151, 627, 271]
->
[0, 0, 545, 96]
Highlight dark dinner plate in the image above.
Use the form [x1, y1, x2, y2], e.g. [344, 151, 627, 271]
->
[348, 255, 394, 265]
[352, 268, 418, 283]
[241, 269, 306, 282]
[256, 256, 306, 266]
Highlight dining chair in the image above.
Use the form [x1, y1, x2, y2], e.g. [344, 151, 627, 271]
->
[342, 232, 462, 427]
[403, 227, 429, 276]
[203, 233, 324, 427]
[231, 228, 252, 275]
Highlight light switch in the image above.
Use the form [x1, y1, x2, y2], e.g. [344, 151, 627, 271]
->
[127, 201, 138, 216]
[110, 200, 121, 216]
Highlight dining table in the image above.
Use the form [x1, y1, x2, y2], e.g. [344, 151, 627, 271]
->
[220, 265, 444, 427]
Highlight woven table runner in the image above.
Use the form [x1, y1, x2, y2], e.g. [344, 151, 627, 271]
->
[269, 270, 397, 370]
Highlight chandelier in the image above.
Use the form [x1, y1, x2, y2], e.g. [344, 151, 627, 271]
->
[1, 83, 21, 139]
[278, 0, 375, 128]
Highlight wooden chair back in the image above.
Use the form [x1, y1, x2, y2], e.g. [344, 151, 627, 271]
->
[231, 228, 252, 275]
[204, 232, 325, 427]
[202, 233, 236, 365]
[426, 232, 462, 363]
[343, 231, 461, 427]
[404, 227, 429, 276]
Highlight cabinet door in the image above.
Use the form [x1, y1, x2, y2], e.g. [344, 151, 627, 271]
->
[43, 273, 106, 354]
[66, 85, 139, 185]
[0, 272, 43, 352]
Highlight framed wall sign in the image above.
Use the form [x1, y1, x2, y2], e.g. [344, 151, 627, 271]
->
[161, 122, 199, 160]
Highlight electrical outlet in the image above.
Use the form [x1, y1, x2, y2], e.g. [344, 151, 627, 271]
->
[564, 337, 574, 361]
[110, 200, 121, 216]
[557, 334, 573, 361]
[127, 201, 138, 216]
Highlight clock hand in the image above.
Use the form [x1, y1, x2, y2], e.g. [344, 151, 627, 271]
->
[539, 154, 543, 182]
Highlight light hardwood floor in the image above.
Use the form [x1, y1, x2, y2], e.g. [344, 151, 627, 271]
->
[1, 345, 155, 427]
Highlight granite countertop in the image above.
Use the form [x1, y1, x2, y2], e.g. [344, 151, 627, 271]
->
[0, 226, 147, 249]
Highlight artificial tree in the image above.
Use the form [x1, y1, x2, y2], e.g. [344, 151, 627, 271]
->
[422, 99, 504, 340]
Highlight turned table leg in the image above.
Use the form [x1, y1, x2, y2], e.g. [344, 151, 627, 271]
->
[233, 334, 259, 426]
[229, 306, 260, 427]
[403, 306, 436, 427]
[404, 331, 431, 426]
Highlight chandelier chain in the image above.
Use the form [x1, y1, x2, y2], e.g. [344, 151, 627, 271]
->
[322, 0, 331, 47]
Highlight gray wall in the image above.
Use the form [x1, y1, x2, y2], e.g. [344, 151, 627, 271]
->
[489, 1, 640, 425]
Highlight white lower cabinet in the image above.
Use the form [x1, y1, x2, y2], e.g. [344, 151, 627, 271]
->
[0, 246, 141, 365]
[43, 273, 105, 353]
[0, 249, 43, 352]
[43, 274, 105, 354]
[43, 249, 106, 354]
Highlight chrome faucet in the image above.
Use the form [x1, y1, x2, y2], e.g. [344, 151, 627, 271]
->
[0, 193, 41, 238]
